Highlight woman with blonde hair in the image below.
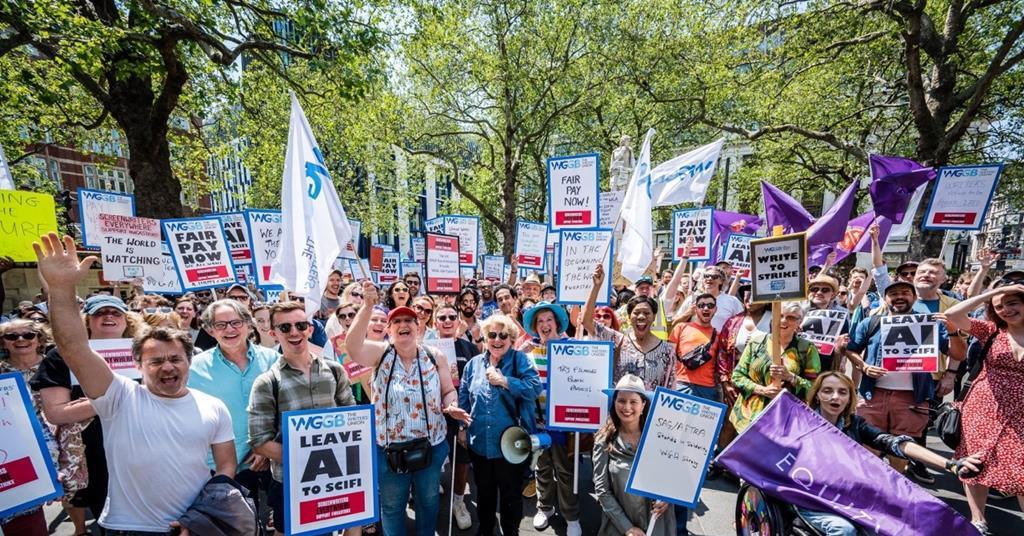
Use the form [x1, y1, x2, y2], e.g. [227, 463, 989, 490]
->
[142, 308, 185, 330]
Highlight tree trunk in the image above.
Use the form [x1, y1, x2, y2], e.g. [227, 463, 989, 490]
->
[123, 130, 183, 219]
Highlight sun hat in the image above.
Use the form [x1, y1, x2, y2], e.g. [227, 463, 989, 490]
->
[602, 374, 653, 400]
[521, 301, 570, 338]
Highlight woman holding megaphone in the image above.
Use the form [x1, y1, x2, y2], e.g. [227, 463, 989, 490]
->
[458, 314, 542, 536]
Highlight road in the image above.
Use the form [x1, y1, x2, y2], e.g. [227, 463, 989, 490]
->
[36, 431, 1023, 535]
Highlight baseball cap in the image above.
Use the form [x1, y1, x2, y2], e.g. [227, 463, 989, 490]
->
[83, 295, 129, 315]
[883, 280, 917, 296]
[387, 306, 418, 322]
[635, 276, 654, 287]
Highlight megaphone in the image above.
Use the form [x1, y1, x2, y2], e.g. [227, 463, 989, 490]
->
[500, 427, 551, 465]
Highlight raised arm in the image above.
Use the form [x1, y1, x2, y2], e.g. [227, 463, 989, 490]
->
[507, 257, 519, 286]
[581, 263, 606, 336]
[344, 280, 390, 367]
[966, 249, 998, 299]
[944, 284, 1024, 332]
[820, 250, 837, 276]
[847, 270, 872, 313]
[33, 234, 113, 399]
[661, 237, 692, 311]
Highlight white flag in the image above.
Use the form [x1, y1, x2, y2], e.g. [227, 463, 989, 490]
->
[618, 129, 656, 282]
[0, 144, 15, 190]
[270, 93, 353, 318]
[648, 138, 724, 207]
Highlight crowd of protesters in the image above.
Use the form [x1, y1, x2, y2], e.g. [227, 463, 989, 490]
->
[0, 228, 1021, 536]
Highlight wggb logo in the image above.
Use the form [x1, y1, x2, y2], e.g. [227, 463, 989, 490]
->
[305, 147, 329, 200]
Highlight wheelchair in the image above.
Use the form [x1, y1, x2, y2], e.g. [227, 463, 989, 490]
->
[735, 482, 824, 536]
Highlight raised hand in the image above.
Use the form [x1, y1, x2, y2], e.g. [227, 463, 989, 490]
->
[33, 233, 97, 291]
[869, 222, 880, 241]
[362, 279, 379, 305]
[592, 263, 605, 287]
[977, 248, 999, 269]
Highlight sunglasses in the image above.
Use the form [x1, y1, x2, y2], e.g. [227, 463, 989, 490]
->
[3, 332, 38, 341]
[336, 312, 357, 320]
[144, 307, 173, 314]
[414, 305, 433, 315]
[898, 271, 916, 278]
[275, 321, 311, 333]
[486, 332, 510, 340]
[808, 286, 832, 294]
[436, 314, 457, 322]
[703, 274, 722, 280]
[838, 291, 849, 296]
[228, 294, 251, 301]
[594, 312, 613, 319]
[696, 303, 716, 310]
[350, 291, 364, 298]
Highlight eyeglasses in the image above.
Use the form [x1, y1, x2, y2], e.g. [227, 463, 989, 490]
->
[212, 319, 246, 331]
[336, 312, 356, 320]
[486, 332, 510, 340]
[143, 355, 187, 368]
[3, 332, 38, 341]
[274, 321, 311, 333]
[415, 306, 433, 315]
[228, 294, 251, 302]
[696, 303, 716, 310]
[808, 287, 832, 294]
[436, 314, 457, 322]
[144, 307, 173, 314]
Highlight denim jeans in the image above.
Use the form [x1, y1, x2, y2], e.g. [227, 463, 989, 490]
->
[673, 382, 719, 536]
[376, 441, 449, 536]
[795, 507, 861, 536]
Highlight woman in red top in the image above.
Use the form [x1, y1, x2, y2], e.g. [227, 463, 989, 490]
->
[943, 283, 1024, 535]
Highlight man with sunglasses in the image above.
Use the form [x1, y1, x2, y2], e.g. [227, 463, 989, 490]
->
[248, 300, 355, 535]
[189, 299, 279, 521]
[403, 272, 422, 297]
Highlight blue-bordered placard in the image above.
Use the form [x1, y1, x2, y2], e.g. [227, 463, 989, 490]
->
[0, 372, 63, 519]
[554, 228, 613, 306]
[545, 340, 614, 433]
[442, 215, 481, 267]
[514, 219, 547, 271]
[547, 153, 600, 231]
[625, 387, 727, 508]
[77, 188, 135, 249]
[204, 211, 253, 264]
[921, 163, 1003, 231]
[243, 209, 285, 290]
[671, 207, 715, 262]
[161, 217, 238, 292]
[282, 404, 378, 536]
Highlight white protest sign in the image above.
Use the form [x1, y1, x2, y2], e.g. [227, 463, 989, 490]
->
[145, 242, 184, 295]
[880, 314, 939, 372]
[515, 220, 548, 270]
[71, 339, 139, 386]
[801, 309, 849, 356]
[482, 255, 504, 282]
[460, 266, 475, 280]
[424, 217, 444, 234]
[599, 190, 625, 229]
[162, 217, 236, 291]
[378, 252, 400, 285]
[283, 405, 378, 535]
[423, 338, 458, 381]
[548, 153, 600, 230]
[749, 233, 807, 303]
[723, 234, 753, 281]
[97, 214, 163, 283]
[207, 212, 252, 264]
[556, 229, 613, 305]
[342, 219, 361, 259]
[245, 209, 284, 289]
[426, 233, 460, 294]
[400, 261, 423, 279]
[0, 373, 62, 519]
[411, 237, 425, 262]
[443, 215, 480, 267]
[546, 340, 613, 432]
[502, 263, 512, 282]
[672, 207, 714, 261]
[923, 164, 1002, 231]
[626, 387, 726, 508]
[77, 188, 135, 249]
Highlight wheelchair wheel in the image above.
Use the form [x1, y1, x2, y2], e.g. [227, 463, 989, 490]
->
[735, 482, 787, 536]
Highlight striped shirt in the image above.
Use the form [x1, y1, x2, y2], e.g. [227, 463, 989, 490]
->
[372, 346, 447, 447]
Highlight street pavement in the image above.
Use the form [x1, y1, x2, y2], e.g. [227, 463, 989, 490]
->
[36, 431, 1023, 535]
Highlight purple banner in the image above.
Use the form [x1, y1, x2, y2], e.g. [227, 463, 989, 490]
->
[716, 392, 977, 536]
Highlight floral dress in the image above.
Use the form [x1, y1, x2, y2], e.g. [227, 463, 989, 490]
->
[372, 345, 447, 447]
[956, 319, 1024, 494]
[729, 334, 820, 431]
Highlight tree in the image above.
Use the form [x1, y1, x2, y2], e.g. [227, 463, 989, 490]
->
[0, 0, 380, 218]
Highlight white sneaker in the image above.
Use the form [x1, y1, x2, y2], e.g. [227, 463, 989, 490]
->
[533, 508, 553, 531]
[566, 520, 582, 536]
[453, 498, 472, 530]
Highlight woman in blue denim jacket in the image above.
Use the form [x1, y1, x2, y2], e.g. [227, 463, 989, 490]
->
[459, 314, 541, 536]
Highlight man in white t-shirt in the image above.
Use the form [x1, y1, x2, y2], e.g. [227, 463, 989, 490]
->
[680, 265, 745, 330]
[34, 233, 236, 534]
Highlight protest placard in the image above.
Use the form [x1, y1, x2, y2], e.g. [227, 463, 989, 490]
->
[77, 188, 135, 249]
[283, 405, 378, 536]
[424, 217, 444, 233]
[144, 243, 184, 295]
[599, 190, 625, 229]
[235, 263, 254, 285]
[368, 246, 384, 273]
[411, 237, 425, 262]
[460, 266, 475, 280]
[379, 252, 400, 284]
[514, 220, 548, 270]
[0, 373, 62, 519]
[423, 338, 458, 383]
[207, 212, 252, 264]
[548, 153, 600, 230]
[0, 190, 59, 262]
[442, 215, 480, 267]
[70, 339, 139, 386]
[163, 217, 236, 291]
[880, 314, 939, 372]
[245, 209, 284, 289]
[342, 219, 361, 259]
[426, 233, 460, 294]
[626, 387, 726, 508]
[349, 259, 370, 280]
[400, 261, 422, 279]
[672, 207, 714, 261]
[545, 340, 613, 432]
[482, 255, 504, 282]
[923, 164, 1002, 231]
[502, 263, 512, 282]
[723, 234, 753, 281]
[750, 233, 807, 303]
[97, 214, 163, 284]
[801, 309, 849, 356]
[556, 229, 612, 305]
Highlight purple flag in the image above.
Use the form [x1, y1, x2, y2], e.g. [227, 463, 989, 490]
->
[868, 154, 935, 225]
[708, 211, 763, 264]
[716, 392, 977, 536]
[809, 211, 893, 266]
[806, 180, 858, 247]
[761, 181, 814, 234]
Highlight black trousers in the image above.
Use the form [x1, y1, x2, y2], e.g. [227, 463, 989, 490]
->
[468, 449, 526, 536]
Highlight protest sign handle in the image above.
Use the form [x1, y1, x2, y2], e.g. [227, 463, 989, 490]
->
[645, 511, 661, 536]
[770, 225, 784, 388]
[448, 439, 457, 536]
[573, 432, 580, 494]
